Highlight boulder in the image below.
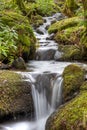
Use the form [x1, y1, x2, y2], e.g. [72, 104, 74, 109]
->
[46, 91, 87, 130]
[0, 63, 10, 70]
[0, 71, 34, 122]
[54, 51, 63, 61]
[35, 48, 57, 60]
[12, 57, 26, 70]
[62, 64, 84, 102]
[46, 34, 54, 40]
[36, 28, 44, 35]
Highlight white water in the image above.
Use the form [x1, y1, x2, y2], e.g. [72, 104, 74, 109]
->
[51, 76, 63, 110]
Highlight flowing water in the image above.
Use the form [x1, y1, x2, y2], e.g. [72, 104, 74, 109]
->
[0, 13, 79, 130]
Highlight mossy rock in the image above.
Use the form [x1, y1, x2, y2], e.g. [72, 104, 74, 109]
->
[54, 26, 84, 45]
[48, 17, 81, 34]
[58, 45, 83, 61]
[62, 64, 84, 102]
[46, 91, 87, 130]
[0, 70, 34, 122]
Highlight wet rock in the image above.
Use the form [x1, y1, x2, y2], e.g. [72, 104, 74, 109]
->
[51, 20, 57, 24]
[0, 62, 10, 70]
[43, 19, 47, 23]
[35, 48, 57, 60]
[45, 25, 50, 30]
[12, 57, 26, 70]
[46, 34, 54, 40]
[36, 28, 44, 35]
[54, 51, 63, 61]
[35, 73, 57, 104]
[54, 13, 65, 21]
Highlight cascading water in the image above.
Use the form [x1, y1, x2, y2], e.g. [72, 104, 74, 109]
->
[0, 13, 72, 130]
[32, 84, 50, 120]
[25, 73, 63, 130]
[51, 76, 63, 110]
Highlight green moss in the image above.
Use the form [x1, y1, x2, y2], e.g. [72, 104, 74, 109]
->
[48, 17, 81, 34]
[55, 26, 84, 45]
[0, 71, 22, 114]
[62, 64, 84, 101]
[46, 92, 87, 130]
[59, 45, 83, 60]
[80, 82, 87, 91]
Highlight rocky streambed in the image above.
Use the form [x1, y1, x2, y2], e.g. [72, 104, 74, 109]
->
[0, 13, 87, 130]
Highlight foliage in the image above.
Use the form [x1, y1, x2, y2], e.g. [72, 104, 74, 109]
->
[0, 0, 36, 63]
[36, 0, 55, 15]
[0, 22, 18, 63]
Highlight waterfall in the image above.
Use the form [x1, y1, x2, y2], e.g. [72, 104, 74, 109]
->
[32, 85, 50, 120]
[31, 74, 63, 120]
[51, 76, 63, 110]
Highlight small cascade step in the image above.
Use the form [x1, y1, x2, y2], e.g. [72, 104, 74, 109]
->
[34, 13, 63, 61]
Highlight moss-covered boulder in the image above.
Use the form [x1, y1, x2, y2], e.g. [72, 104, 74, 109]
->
[54, 26, 84, 45]
[58, 45, 83, 61]
[62, 64, 84, 102]
[48, 17, 80, 34]
[46, 91, 87, 130]
[0, 71, 34, 122]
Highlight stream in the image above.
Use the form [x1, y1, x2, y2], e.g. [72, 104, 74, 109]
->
[0, 13, 85, 130]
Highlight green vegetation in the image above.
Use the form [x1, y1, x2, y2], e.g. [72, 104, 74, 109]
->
[1, 0, 87, 128]
[0, 0, 60, 65]
[0, 0, 36, 64]
[63, 64, 84, 101]
[46, 91, 87, 130]
[63, 0, 79, 17]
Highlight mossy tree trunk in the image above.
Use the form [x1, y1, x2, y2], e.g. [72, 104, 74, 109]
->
[63, 0, 78, 16]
